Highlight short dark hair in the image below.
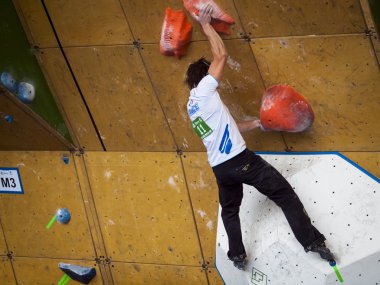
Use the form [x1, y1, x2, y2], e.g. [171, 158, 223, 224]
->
[184, 57, 210, 89]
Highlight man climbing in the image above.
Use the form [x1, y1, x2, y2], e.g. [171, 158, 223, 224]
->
[185, 4, 335, 270]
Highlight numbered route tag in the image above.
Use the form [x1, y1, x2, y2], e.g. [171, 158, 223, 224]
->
[192, 117, 213, 140]
[0, 168, 24, 194]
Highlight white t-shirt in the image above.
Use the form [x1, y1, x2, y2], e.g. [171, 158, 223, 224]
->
[187, 75, 246, 167]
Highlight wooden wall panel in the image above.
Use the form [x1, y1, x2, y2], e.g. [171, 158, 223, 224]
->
[111, 262, 208, 285]
[12, 257, 103, 285]
[12, 0, 57, 48]
[0, 257, 16, 285]
[37, 48, 103, 150]
[84, 152, 203, 265]
[0, 1, 73, 145]
[235, 0, 366, 37]
[120, 0, 243, 43]
[140, 43, 204, 151]
[181, 153, 219, 265]
[360, 0, 380, 65]
[0, 152, 95, 259]
[207, 268, 224, 285]
[342, 152, 380, 179]
[44, 0, 133, 46]
[142, 40, 285, 152]
[251, 36, 380, 151]
[0, 222, 7, 255]
[65, 46, 176, 151]
[0, 91, 69, 151]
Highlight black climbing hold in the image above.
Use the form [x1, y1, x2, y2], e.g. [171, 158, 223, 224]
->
[59, 263, 96, 284]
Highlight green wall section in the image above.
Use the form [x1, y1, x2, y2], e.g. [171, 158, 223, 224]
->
[0, 0, 72, 142]
[369, 0, 380, 35]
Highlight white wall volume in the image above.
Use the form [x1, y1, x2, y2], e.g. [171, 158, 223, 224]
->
[216, 153, 380, 285]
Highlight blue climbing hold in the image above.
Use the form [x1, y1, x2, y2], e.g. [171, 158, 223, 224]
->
[4, 115, 13, 123]
[62, 155, 69, 165]
[56, 208, 71, 224]
[1, 113, 13, 123]
[0, 72, 17, 93]
[17, 82, 35, 103]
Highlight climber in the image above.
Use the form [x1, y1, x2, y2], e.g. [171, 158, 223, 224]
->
[185, 4, 334, 270]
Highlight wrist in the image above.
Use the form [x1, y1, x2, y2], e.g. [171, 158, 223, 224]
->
[252, 119, 262, 130]
[255, 120, 261, 128]
[201, 22, 211, 28]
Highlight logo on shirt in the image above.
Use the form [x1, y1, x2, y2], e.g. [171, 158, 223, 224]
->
[188, 102, 200, 116]
[219, 124, 232, 154]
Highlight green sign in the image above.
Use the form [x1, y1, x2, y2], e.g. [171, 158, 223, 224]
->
[192, 117, 213, 140]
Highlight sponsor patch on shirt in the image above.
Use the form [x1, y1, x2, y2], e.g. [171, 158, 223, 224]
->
[192, 117, 213, 140]
[188, 102, 200, 116]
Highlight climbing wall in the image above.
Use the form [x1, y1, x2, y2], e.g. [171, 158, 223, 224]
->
[0, 0, 379, 284]
[216, 153, 380, 284]
[0, 89, 70, 150]
[0, 0, 72, 143]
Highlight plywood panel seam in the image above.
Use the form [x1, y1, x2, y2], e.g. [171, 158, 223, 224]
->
[136, 52, 180, 150]
[116, 0, 136, 44]
[73, 155, 114, 285]
[359, 0, 380, 66]
[0, 217, 10, 253]
[223, 12, 269, 103]
[178, 155, 211, 285]
[111, 260, 206, 268]
[10, 255, 96, 261]
[280, 133, 291, 152]
[74, 155, 113, 284]
[12, 0, 58, 49]
[41, 43, 138, 49]
[0, 87, 74, 150]
[35, 51, 81, 148]
[11, 0, 35, 47]
[341, 150, 380, 153]
[245, 43, 267, 91]
[231, 0, 253, 42]
[251, 33, 367, 40]
[139, 38, 253, 46]
[0, 218, 18, 285]
[81, 151, 182, 154]
[40, 0, 107, 151]
[115, 0, 179, 150]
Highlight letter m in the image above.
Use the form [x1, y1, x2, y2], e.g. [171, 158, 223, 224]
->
[1, 178, 10, 188]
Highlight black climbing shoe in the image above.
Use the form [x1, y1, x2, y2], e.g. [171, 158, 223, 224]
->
[227, 252, 247, 270]
[310, 242, 335, 261]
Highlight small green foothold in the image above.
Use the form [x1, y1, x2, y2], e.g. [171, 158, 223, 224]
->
[46, 214, 56, 230]
[58, 273, 70, 285]
[62, 275, 71, 285]
[333, 265, 343, 283]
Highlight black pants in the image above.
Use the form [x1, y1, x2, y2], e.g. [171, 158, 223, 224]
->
[212, 149, 325, 257]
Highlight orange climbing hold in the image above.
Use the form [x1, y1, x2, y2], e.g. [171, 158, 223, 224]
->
[160, 7, 193, 58]
[182, 0, 235, 35]
[260, 85, 315, 132]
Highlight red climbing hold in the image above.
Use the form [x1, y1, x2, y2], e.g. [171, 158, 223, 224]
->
[260, 85, 315, 132]
[182, 0, 235, 35]
[160, 7, 193, 58]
